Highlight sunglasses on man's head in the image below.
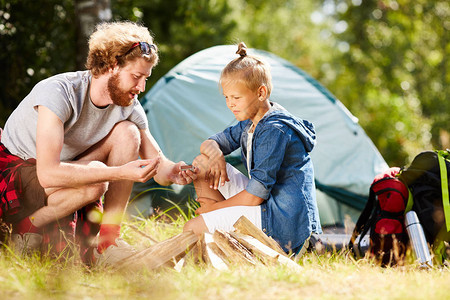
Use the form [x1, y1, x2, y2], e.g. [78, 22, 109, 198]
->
[119, 42, 156, 57]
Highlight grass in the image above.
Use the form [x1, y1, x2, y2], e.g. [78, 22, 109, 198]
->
[0, 209, 449, 300]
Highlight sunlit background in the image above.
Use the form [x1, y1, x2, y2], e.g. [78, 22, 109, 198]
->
[1, 0, 448, 166]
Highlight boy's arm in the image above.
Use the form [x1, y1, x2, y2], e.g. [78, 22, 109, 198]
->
[139, 128, 195, 186]
[195, 190, 264, 214]
[36, 106, 159, 188]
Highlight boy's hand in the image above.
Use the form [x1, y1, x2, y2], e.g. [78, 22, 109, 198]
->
[205, 154, 229, 190]
[200, 140, 229, 190]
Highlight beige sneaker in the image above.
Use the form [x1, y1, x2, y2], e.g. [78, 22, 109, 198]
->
[93, 238, 137, 267]
[10, 233, 43, 255]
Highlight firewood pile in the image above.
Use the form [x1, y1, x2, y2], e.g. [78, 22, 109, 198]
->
[116, 216, 301, 271]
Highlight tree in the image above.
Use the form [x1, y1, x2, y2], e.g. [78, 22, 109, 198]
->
[111, 0, 236, 88]
[75, 0, 112, 70]
[1, 0, 447, 167]
[327, 0, 449, 165]
[0, 0, 76, 127]
[225, 0, 327, 78]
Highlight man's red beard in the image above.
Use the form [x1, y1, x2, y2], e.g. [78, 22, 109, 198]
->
[107, 73, 136, 107]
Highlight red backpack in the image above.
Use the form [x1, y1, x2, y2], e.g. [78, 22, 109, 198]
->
[349, 167, 412, 266]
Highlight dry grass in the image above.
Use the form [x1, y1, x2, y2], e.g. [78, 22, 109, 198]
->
[0, 216, 449, 300]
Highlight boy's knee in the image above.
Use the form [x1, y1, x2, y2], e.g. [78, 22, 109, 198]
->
[184, 216, 208, 236]
[193, 154, 209, 179]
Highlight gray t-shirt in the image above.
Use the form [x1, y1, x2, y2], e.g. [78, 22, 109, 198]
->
[2, 70, 148, 161]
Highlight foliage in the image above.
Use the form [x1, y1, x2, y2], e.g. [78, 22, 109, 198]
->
[328, 0, 449, 165]
[216, 0, 449, 166]
[0, 0, 76, 127]
[0, 0, 448, 166]
[110, 0, 236, 90]
[226, 0, 329, 77]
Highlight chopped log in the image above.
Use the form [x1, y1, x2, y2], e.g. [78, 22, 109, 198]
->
[188, 240, 203, 265]
[233, 216, 287, 256]
[230, 232, 302, 271]
[228, 231, 278, 265]
[203, 233, 228, 270]
[179, 238, 205, 269]
[199, 234, 211, 265]
[173, 256, 185, 272]
[117, 230, 198, 271]
[213, 229, 257, 265]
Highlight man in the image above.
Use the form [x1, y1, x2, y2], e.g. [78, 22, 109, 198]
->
[0, 21, 195, 266]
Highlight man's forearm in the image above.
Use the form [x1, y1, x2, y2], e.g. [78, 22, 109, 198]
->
[153, 158, 175, 186]
[37, 161, 122, 189]
[37, 157, 159, 189]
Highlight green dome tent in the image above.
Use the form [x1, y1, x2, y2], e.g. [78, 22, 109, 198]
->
[131, 45, 388, 226]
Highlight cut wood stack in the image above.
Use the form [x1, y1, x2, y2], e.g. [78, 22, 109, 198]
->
[118, 216, 301, 272]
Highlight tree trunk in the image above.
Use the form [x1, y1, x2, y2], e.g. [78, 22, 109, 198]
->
[75, 0, 112, 70]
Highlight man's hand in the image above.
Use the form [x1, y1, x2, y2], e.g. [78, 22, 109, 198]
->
[168, 161, 198, 185]
[120, 156, 161, 183]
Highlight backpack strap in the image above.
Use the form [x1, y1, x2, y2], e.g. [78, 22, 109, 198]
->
[349, 188, 376, 250]
[436, 150, 450, 232]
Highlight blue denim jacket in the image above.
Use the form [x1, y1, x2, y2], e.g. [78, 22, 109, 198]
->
[209, 103, 322, 252]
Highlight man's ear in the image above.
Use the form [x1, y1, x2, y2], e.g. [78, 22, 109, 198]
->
[109, 63, 119, 73]
[258, 85, 268, 101]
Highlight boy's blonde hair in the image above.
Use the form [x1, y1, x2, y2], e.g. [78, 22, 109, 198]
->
[220, 42, 272, 97]
[86, 21, 159, 76]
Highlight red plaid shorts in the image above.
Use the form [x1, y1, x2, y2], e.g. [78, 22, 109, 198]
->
[1, 129, 103, 261]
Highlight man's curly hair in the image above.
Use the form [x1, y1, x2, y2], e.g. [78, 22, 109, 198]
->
[86, 21, 159, 77]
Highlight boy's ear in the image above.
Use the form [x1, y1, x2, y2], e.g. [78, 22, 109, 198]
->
[258, 85, 268, 101]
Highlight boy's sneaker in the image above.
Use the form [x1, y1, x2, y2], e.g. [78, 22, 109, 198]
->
[10, 233, 43, 255]
[93, 238, 137, 267]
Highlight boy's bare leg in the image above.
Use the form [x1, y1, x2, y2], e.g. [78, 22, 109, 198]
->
[183, 215, 208, 235]
[184, 154, 225, 235]
[192, 154, 225, 202]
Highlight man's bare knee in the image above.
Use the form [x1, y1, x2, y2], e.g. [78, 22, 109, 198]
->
[86, 160, 107, 168]
[111, 121, 140, 148]
[84, 161, 109, 200]
[106, 121, 140, 163]
[84, 182, 109, 202]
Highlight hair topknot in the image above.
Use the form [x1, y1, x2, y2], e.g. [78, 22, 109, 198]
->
[236, 42, 248, 57]
[220, 41, 273, 97]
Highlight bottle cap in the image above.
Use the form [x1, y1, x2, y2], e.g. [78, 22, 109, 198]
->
[405, 210, 420, 227]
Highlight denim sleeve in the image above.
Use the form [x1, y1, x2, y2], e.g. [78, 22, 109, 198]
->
[246, 124, 290, 199]
[208, 121, 249, 155]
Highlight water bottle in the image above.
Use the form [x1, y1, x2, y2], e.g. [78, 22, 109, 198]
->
[404, 211, 433, 269]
